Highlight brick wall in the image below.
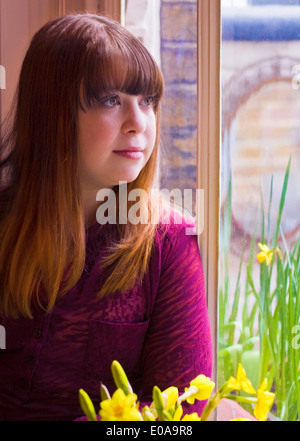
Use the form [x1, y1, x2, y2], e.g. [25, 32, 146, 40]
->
[222, 40, 300, 244]
[158, 3, 300, 242]
[222, 7, 300, 245]
[160, 0, 197, 193]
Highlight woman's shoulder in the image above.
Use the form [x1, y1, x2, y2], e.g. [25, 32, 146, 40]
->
[153, 205, 200, 263]
[155, 196, 198, 242]
[151, 204, 204, 287]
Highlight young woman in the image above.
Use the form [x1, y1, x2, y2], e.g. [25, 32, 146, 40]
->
[0, 13, 212, 421]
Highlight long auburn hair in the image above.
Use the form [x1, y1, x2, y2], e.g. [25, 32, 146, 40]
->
[0, 13, 164, 318]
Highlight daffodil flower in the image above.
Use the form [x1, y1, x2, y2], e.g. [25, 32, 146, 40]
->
[99, 388, 142, 421]
[181, 413, 201, 421]
[257, 243, 274, 265]
[172, 405, 201, 421]
[230, 418, 251, 421]
[257, 243, 282, 266]
[226, 363, 256, 394]
[178, 374, 215, 405]
[141, 406, 156, 421]
[79, 389, 98, 421]
[79, 360, 277, 422]
[254, 379, 275, 421]
[161, 386, 179, 411]
[111, 360, 133, 395]
[172, 405, 183, 421]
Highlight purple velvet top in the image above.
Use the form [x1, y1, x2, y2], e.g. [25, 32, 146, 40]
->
[0, 218, 212, 421]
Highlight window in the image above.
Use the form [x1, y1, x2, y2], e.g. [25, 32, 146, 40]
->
[126, 0, 198, 198]
[125, 0, 221, 411]
[127, 0, 300, 421]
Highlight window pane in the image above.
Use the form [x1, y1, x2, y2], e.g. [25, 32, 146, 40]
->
[219, 0, 300, 421]
[125, 0, 197, 210]
[159, 1, 197, 197]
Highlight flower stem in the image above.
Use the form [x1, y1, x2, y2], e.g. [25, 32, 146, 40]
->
[225, 394, 257, 405]
[200, 393, 221, 421]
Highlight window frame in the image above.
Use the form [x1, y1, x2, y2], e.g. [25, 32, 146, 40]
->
[197, 0, 221, 401]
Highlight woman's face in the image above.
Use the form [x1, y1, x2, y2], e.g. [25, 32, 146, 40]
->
[77, 91, 157, 195]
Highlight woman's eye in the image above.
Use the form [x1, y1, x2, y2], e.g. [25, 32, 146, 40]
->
[141, 96, 156, 107]
[102, 96, 120, 107]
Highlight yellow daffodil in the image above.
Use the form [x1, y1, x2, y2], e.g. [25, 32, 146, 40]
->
[172, 405, 201, 421]
[257, 243, 282, 266]
[230, 418, 251, 421]
[257, 243, 274, 265]
[254, 379, 275, 421]
[99, 388, 142, 421]
[162, 386, 179, 411]
[227, 363, 256, 394]
[141, 406, 156, 421]
[111, 360, 133, 395]
[181, 413, 201, 421]
[80, 359, 279, 423]
[179, 375, 215, 405]
[79, 389, 98, 421]
[173, 405, 183, 421]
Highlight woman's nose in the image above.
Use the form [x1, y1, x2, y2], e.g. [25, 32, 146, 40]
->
[121, 102, 147, 134]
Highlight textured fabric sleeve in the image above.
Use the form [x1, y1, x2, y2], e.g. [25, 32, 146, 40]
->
[140, 223, 213, 416]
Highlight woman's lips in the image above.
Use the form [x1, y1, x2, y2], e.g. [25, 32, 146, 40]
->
[113, 149, 143, 159]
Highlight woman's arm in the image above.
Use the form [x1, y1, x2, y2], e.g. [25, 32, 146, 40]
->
[140, 224, 213, 416]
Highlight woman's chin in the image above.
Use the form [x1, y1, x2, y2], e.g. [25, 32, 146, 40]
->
[114, 171, 142, 186]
